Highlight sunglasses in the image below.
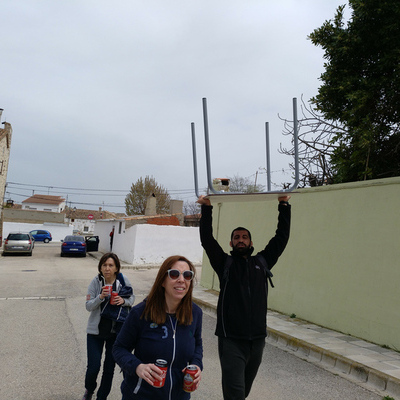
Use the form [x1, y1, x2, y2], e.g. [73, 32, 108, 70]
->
[167, 269, 194, 281]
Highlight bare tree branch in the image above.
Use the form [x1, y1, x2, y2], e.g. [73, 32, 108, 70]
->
[278, 95, 347, 187]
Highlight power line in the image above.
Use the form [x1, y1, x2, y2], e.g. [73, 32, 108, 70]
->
[6, 181, 197, 196]
[4, 182, 206, 210]
[6, 181, 128, 193]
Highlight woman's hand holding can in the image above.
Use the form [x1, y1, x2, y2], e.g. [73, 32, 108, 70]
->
[136, 362, 167, 387]
[182, 365, 201, 392]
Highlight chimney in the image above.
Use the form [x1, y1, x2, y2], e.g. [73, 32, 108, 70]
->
[145, 194, 157, 216]
[170, 200, 183, 214]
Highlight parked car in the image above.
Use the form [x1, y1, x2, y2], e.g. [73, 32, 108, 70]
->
[30, 230, 52, 243]
[60, 235, 86, 257]
[3, 232, 34, 256]
[85, 236, 99, 252]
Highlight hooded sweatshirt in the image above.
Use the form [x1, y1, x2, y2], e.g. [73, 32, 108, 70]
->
[86, 272, 135, 335]
[113, 300, 203, 400]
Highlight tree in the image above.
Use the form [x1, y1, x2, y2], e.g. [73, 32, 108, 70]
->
[279, 96, 344, 187]
[125, 176, 170, 215]
[308, 0, 400, 182]
[183, 200, 201, 216]
[227, 174, 264, 193]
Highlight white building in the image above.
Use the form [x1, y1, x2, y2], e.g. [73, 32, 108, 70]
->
[22, 194, 66, 212]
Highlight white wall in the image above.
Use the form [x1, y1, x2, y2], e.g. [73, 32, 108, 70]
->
[94, 220, 203, 266]
[94, 220, 116, 253]
[71, 218, 96, 235]
[131, 224, 202, 265]
[22, 201, 66, 212]
[3, 222, 73, 241]
[201, 177, 400, 350]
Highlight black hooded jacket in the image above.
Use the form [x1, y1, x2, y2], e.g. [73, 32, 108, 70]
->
[199, 203, 291, 340]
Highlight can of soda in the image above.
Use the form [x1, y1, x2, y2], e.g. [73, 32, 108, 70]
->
[183, 365, 197, 392]
[153, 359, 168, 388]
[103, 284, 112, 296]
[110, 291, 118, 305]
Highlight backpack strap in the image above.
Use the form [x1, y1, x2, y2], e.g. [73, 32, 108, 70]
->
[255, 254, 274, 288]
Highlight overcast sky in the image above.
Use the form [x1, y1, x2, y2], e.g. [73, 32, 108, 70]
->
[1, 0, 349, 213]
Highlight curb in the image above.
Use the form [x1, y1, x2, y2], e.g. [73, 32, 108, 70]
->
[193, 298, 217, 317]
[267, 327, 400, 399]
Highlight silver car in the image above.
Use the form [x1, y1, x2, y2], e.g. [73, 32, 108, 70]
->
[3, 232, 34, 256]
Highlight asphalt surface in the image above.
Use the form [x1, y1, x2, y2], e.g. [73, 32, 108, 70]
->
[0, 243, 389, 400]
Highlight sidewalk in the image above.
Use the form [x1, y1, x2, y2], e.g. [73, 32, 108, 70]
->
[193, 284, 400, 399]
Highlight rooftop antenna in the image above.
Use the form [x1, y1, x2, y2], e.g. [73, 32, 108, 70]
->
[191, 97, 300, 196]
[191, 123, 200, 198]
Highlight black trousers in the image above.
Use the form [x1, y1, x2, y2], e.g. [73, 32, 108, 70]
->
[218, 336, 265, 400]
[85, 334, 116, 400]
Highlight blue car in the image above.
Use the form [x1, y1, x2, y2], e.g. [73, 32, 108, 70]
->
[30, 230, 52, 243]
[61, 235, 87, 257]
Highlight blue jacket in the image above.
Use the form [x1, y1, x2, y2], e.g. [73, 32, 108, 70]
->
[100, 274, 133, 323]
[113, 300, 203, 400]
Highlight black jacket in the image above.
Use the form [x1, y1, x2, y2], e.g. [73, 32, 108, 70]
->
[199, 203, 291, 340]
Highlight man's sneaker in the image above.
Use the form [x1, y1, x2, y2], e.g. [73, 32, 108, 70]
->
[82, 389, 93, 400]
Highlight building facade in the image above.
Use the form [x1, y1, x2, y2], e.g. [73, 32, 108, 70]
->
[21, 194, 66, 212]
[0, 110, 13, 244]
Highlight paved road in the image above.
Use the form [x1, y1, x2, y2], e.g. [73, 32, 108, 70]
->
[0, 244, 383, 400]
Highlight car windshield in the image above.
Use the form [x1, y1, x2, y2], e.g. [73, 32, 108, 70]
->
[8, 233, 30, 240]
[64, 236, 85, 242]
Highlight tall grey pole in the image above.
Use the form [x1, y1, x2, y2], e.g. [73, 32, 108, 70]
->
[203, 98, 218, 194]
[288, 97, 300, 191]
[190, 97, 300, 197]
[191, 122, 200, 198]
[265, 122, 271, 192]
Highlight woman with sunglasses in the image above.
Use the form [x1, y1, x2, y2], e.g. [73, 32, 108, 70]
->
[113, 255, 203, 400]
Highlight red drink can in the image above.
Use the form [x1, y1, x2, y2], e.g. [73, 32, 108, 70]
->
[110, 291, 118, 305]
[153, 359, 168, 388]
[183, 365, 197, 392]
[103, 285, 112, 296]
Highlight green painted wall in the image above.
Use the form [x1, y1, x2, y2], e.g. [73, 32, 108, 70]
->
[200, 177, 400, 350]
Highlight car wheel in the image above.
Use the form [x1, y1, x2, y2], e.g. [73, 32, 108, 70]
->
[60, 252, 64, 257]
[2, 252, 6, 256]
[28, 251, 32, 256]
[44, 238, 49, 243]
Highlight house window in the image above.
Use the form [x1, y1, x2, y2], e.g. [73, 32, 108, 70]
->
[119, 222, 122, 234]
[83, 226, 89, 232]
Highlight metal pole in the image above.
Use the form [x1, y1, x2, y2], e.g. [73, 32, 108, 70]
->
[265, 122, 271, 192]
[190, 97, 300, 198]
[202, 98, 218, 194]
[287, 97, 300, 191]
[191, 122, 200, 198]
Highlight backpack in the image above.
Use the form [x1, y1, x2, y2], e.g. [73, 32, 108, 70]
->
[223, 254, 274, 288]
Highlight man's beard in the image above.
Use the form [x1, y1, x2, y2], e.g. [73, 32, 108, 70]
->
[232, 244, 251, 255]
